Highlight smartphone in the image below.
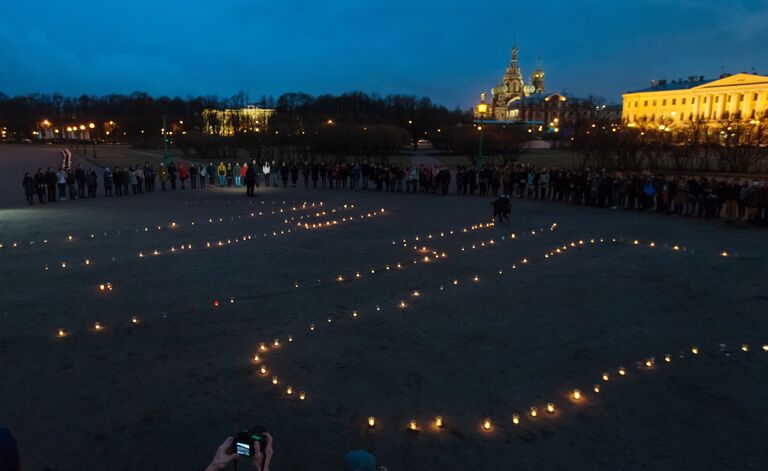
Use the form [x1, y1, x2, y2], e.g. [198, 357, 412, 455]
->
[234, 426, 267, 457]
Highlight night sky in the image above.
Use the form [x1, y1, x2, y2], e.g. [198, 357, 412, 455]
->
[1, 0, 766, 108]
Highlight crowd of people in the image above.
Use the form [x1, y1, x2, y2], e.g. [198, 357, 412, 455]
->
[21, 160, 212, 205]
[21, 154, 768, 227]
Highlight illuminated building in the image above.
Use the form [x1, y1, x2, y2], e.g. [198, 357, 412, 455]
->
[622, 73, 768, 127]
[478, 46, 545, 120]
[202, 105, 275, 135]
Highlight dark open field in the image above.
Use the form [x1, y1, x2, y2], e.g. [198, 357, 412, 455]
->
[1, 145, 766, 470]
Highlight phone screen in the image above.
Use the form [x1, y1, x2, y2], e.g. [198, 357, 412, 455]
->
[236, 441, 251, 456]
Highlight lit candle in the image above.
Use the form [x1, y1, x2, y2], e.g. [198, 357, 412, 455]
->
[57, 328, 66, 337]
[253, 354, 260, 363]
[691, 346, 699, 355]
[602, 372, 609, 381]
[288, 335, 293, 342]
[94, 322, 103, 331]
[286, 385, 293, 395]
[529, 407, 538, 417]
[473, 275, 479, 282]
[593, 384, 600, 393]
[399, 301, 407, 309]
[435, 416, 444, 429]
[271, 376, 278, 385]
[99, 284, 106, 291]
[352, 311, 358, 318]
[618, 367, 626, 376]
[762, 345, 768, 352]
[299, 391, 306, 400]
[572, 389, 582, 400]
[546, 403, 555, 414]
[131, 316, 139, 324]
[408, 420, 418, 431]
[720, 251, 729, 257]
[310, 324, 315, 331]
[512, 414, 520, 425]
[741, 344, 749, 352]
[259, 343, 267, 352]
[645, 359, 654, 368]
[368, 416, 376, 428]
[259, 365, 268, 375]
[664, 354, 672, 362]
[412, 290, 420, 297]
[452, 279, 459, 286]
[482, 418, 492, 431]
[273, 339, 280, 348]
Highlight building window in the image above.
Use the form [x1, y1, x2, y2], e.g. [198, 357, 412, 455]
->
[644, 100, 648, 106]
[703, 97, 707, 103]
[662, 99, 666, 106]
[715, 96, 719, 103]
[635, 101, 639, 107]
[652, 100, 656, 106]
[727, 95, 732, 102]
[754, 93, 759, 101]
[672, 99, 676, 105]
[682, 98, 686, 105]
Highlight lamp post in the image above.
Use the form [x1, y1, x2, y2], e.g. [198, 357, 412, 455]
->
[89, 123, 96, 158]
[476, 99, 488, 168]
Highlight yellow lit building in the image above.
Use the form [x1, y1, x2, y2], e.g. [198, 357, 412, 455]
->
[202, 105, 275, 135]
[622, 73, 768, 127]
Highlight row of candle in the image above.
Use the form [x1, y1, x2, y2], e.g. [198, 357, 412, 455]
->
[297, 208, 386, 229]
[247, 234, 738, 420]
[38, 204, 371, 272]
[363, 340, 767, 434]
[0, 199, 337, 252]
[394, 221, 499, 249]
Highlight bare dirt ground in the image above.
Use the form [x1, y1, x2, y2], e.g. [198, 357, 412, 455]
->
[1, 145, 767, 471]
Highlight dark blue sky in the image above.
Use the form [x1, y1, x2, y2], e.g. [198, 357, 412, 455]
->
[1, 0, 766, 109]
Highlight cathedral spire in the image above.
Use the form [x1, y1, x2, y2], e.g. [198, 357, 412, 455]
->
[511, 46, 518, 62]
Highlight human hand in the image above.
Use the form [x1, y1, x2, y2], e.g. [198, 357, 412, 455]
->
[205, 436, 238, 471]
[252, 432, 273, 471]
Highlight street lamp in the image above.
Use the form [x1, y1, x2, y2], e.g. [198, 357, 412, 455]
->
[88, 123, 97, 158]
[476, 97, 488, 168]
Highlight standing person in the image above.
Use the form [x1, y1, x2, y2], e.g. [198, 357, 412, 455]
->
[217, 162, 227, 187]
[45, 167, 57, 202]
[179, 162, 189, 189]
[290, 163, 298, 187]
[245, 159, 257, 197]
[190, 163, 198, 189]
[66, 168, 77, 200]
[226, 163, 233, 187]
[103, 167, 113, 196]
[34, 168, 47, 203]
[233, 162, 242, 187]
[22, 172, 36, 205]
[56, 167, 67, 200]
[75, 164, 86, 198]
[271, 161, 279, 186]
[113, 167, 123, 196]
[198, 163, 207, 188]
[129, 167, 138, 194]
[207, 162, 215, 185]
[121, 166, 130, 195]
[86, 169, 98, 198]
[311, 162, 319, 188]
[303, 162, 310, 188]
[280, 162, 289, 188]
[134, 165, 144, 193]
[158, 163, 168, 191]
[168, 161, 178, 190]
[262, 161, 271, 187]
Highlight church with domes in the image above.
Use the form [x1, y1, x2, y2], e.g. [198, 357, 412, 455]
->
[480, 46, 545, 120]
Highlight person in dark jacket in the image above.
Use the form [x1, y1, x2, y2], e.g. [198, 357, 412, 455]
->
[75, 164, 86, 198]
[34, 168, 46, 203]
[245, 159, 258, 197]
[45, 167, 57, 202]
[168, 161, 178, 190]
[0, 427, 20, 471]
[22, 173, 36, 205]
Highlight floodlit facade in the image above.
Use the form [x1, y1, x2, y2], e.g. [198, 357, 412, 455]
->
[202, 105, 275, 135]
[622, 73, 768, 127]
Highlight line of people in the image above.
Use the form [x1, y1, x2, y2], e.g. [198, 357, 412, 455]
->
[22, 161, 212, 205]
